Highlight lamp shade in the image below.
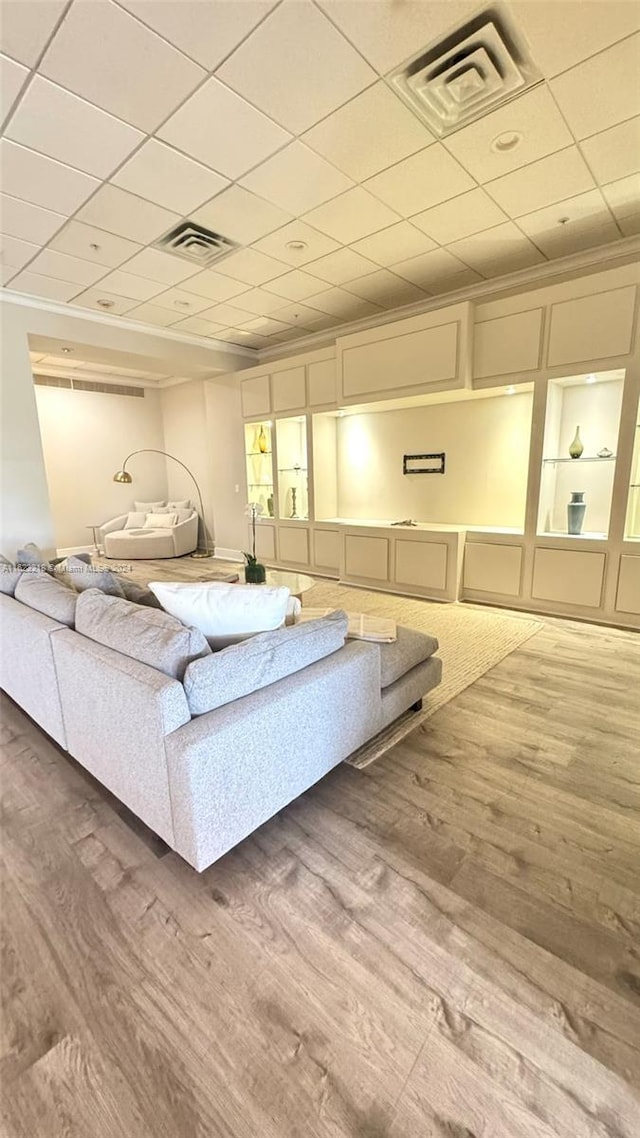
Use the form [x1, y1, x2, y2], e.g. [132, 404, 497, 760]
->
[113, 469, 132, 483]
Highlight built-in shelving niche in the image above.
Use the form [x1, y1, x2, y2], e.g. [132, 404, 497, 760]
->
[276, 416, 309, 521]
[244, 420, 274, 518]
[625, 393, 640, 541]
[537, 369, 624, 541]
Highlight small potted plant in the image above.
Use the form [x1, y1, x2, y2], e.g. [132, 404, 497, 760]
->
[243, 502, 267, 583]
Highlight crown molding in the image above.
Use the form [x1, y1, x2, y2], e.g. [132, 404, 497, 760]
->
[257, 237, 640, 363]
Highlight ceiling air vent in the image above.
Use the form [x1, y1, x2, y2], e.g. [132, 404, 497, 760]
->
[389, 6, 542, 137]
[154, 221, 238, 268]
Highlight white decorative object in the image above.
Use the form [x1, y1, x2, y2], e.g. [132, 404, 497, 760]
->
[148, 581, 291, 647]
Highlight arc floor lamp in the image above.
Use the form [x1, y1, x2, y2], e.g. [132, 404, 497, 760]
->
[113, 449, 213, 558]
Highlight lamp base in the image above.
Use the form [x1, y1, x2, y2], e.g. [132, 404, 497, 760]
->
[191, 549, 214, 559]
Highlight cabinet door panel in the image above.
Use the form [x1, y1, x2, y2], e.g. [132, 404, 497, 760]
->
[345, 535, 389, 581]
[241, 375, 270, 418]
[272, 367, 306, 412]
[394, 539, 447, 591]
[473, 309, 543, 379]
[342, 322, 458, 397]
[532, 547, 605, 607]
[547, 286, 636, 366]
[278, 525, 310, 566]
[313, 528, 340, 571]
[254, 523, 276, 561]
[308, 359, 336, 406]
[464, 543, 522, 595]
[616, 555, 640, 615]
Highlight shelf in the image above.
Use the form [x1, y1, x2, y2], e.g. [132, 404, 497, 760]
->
[542, 456, 616, 464]
[247, 482, 274, 488]
[277, 466, 308, 473]
[537, 530, 607, 540]
[246, 451, 272, 457]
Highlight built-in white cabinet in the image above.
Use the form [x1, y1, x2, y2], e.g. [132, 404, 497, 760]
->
[473, 308, 543, 379]
[278, 525, 310, 567]
[312, 527, 341, 573]
[532, 547, 606, 608]
[547, 286, 636, 367]
[241, 374, 270, 418]
[345, 533, 389, 582]
[616, 555, 640, 615]
[253, 521, 276, 562]
[272, 366, 306, 413]
[308, 359, 336, 407]
[463, 541, 523, 597]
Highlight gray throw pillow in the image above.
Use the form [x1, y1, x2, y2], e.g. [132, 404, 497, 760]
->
[75, 589, 211, 680]
[114, 574, 162, 608]
[15, 570, 77, 626]
[56, 555, 125, 597]
[183, 609, 348, 715]
[0, 554, 22, 596]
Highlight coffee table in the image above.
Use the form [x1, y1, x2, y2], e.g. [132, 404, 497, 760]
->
[265, 570, 315, 601]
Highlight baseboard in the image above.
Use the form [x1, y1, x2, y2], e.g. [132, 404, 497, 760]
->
[56, 544, 95, 557]
[214, 547, 243, 562]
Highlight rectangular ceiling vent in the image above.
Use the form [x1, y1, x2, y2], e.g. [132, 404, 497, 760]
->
[154, 221, 239, 268]
[34, 375, 144, 397]
[389, 6, 542, 137]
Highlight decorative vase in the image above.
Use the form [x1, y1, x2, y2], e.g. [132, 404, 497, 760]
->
[257, 425, 267, 454]
[244, 560, 266, 583]
[569, 426, 584, 459]
[266, 493, 274, 517]
[567, 491, 586, 535]
[290, 486, 298, 518]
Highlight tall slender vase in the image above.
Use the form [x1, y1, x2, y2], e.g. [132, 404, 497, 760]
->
[567, 491, 586, 535]
[569, 426, 584, 459]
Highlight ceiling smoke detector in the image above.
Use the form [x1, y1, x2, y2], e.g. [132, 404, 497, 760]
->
[389, 6, 542, 138]
[154, 220, 239, 268]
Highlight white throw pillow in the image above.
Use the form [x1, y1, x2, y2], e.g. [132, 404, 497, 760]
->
[134, 500, 165, 512]
[124, 511, 147, 529]
[167, 499, 191, 509]
[148, 581, 291, 647]
[144, 512, 178, 529]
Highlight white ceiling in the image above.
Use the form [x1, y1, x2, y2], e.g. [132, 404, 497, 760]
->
[1, 0, 639, 353]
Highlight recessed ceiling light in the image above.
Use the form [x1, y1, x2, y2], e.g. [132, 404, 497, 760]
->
[506, 385, 515, 395]
[586, 374, 597, 384]
[490, 130, 522, 153]
[61, 347, 71, 353]
[286, 240, 308, 252]
[174, 300, 191, 309]
[96, 299, 114, 309]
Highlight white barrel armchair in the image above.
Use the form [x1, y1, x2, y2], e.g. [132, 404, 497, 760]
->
[100, 510, 199, 559]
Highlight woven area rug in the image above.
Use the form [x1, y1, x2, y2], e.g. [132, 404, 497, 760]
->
[304, 582, 544, 769]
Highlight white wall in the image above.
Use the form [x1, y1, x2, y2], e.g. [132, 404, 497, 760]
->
[161, 380, 213, 548]
[335, 391, 534, 528]
[0, 309, 55, 558]
[35, 385, 167, 550]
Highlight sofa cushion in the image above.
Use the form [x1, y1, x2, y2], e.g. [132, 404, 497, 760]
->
[75, 589, 211, 679]
[56, 555, 126, 597]
[183, 609, 349, 714]
[15, 570, 77, 627]
[377, 626, 439, 689]
[114, 575, 163, 608]
[144, 512, 178, 529]
[124, 511, 147, 529]
[0, 555, 22, 596]
[167, 499, 191, 510]
[149, 581, 292, 648]
[134, 500, 165, 511]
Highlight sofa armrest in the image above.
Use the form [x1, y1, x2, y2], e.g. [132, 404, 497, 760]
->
[171, 513, 198, 555]
[100, 514, 129, 536]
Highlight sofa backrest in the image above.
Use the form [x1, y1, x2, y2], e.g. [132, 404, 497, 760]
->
[0, 593, 69, 747]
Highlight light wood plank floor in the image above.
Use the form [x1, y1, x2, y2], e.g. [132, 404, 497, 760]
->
[1, 576, 640, 1136]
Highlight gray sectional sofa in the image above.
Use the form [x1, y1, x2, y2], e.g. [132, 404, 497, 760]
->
[0, 569, 442, 871]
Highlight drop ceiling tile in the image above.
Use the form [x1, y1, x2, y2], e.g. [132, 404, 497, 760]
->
[202, 302, 262, 326]
[517, 191, 620, 258]
[118, 0, 277, 70]
[302, 286, 382, 318]
[351, 222, 437, 266]
[365, 146, 474, 217]
[157, 77, 291, 180]
[40, 0, 205, 132]
[8, 271, 81, 301]
[0, 140, 99, 214]
[180, 270, 250, 303]
[541, 225, 623, 259]
[120, 248, 200, 287]
[231, 288, 291, 316]
[315, 0, 477, 74]
[0, 0, 67, 67]
[390, 248, 469, 288]
[429, 268, 483, 294]
[145, 287, 213, 315]
[268, 302, 329, 327]
[511, 0, 640, 79]
[1, 53, 28, 118]
[69, 288, 138, 315]
[95, 269, 164, 301]
[0, 193, 66, 244]
[251, 221, 339, 266]
[5, 77, 143, 179]
[213, 329, 267, 349]
[303, 187, 400, 244]
[124, 302, 182, 328]
[344, 269, 427, 308]
[551, 35, 640, 140]
[192, 185, 291, 246]
[581, 117, 640, 183]
[48, 221, 142, 268]
[0, 233, 39, 270]
[443, 87, 574, 183]
[240, 317, 292, 336]
[263, 270, 327, 302]
[214, 248, 289, 286]
[217, 0, 376, 134]
[170, 315, 230, 336]
[269, 327, 310, 343]
[302, 81, 433, 181]
[75, 186, 180, 245]
[484, 148, 596, 219]
[411, 188, 506, 245]
[618, 213, 640, 237]
[241, 143, 353, 216]
[448, 223, 545, 277]
[304, 247, 378, 286]
[112, 140, 229, 216]
[27, 249, 108, 286]
[601, 174, 640, 219]
[2, 265, 17, 284]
